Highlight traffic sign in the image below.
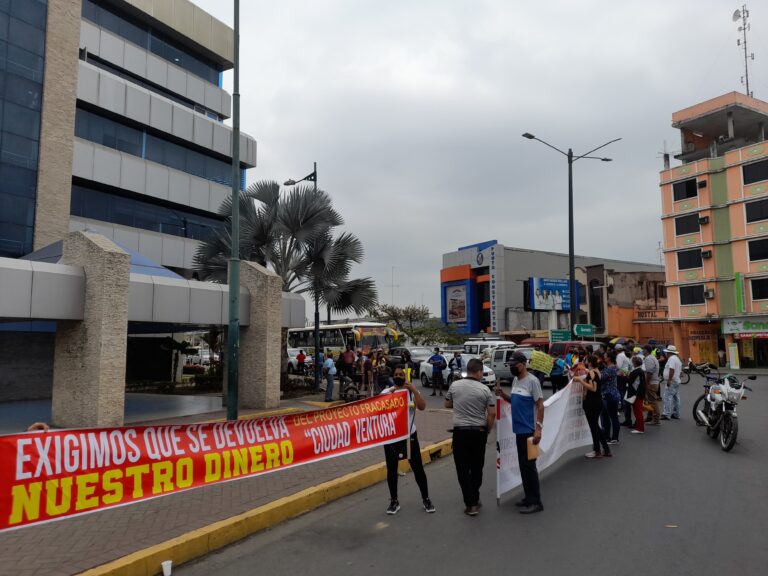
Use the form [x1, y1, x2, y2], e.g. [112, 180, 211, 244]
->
[550, 329, 570, 343]
[573, 324, 595, 338]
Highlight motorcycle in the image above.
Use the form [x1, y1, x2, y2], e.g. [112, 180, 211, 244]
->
[681, 358, 718, 385]
[692, 373, 755, 451]
[447, 366, 463, 387]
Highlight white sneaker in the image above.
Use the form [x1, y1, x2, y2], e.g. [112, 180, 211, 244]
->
[631, 430, 645, 434]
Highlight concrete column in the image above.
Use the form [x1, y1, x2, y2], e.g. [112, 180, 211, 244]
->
[52, 232, 131, 428]
[239, 261, 282, 409]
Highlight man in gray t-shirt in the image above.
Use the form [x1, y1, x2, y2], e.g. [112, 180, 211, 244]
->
[444, 358, 496, 516]
[642, 345, 661, 425]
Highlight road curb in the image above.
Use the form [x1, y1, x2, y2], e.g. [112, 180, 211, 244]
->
[76, 438, 453, 576]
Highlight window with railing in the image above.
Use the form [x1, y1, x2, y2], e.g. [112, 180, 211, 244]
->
[75, 107, 243, 188]
[70, 183, 225, 242]
[81, 0, 222, 85]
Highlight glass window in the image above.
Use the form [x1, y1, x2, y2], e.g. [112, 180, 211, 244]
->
[4, 72, 42, 109]
[749, 238, 768, 262]
[679, 284, 705, 305]
[752, 278, 768, 301]
[0, 131, 38, 168]
[677, 249, 702, 271]
[672, 179, 697, 201]
[0, 221, 32, 257]
[10, 0, 47, 30]
[0, 192, 34, 226]
[2, 101, 40, 138]
[746, 198, 768, 224]
[0, 161, 37, 199]
[5, 43, 44, 82]
[674, 214, 700, 236]
[8, 17, 45, 56]
[744, 159, 768, 186]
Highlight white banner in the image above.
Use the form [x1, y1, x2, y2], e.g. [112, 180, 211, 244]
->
[496, 380, 592, 499]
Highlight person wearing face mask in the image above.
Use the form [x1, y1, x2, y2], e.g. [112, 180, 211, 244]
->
[380, 365, 435, 515]
[496, 351, 545, 514]
[445, 358, 496, 516]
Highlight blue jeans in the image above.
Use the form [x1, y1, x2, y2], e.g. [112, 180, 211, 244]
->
[325, 373, 335, 401]
[600, 394, 621, 441]
[663, 380, 680, 417]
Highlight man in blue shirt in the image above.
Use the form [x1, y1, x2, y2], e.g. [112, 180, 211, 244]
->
[323, 351, 337, 402]
[496, 351, 545, 514]
[427, 347, 448, 396]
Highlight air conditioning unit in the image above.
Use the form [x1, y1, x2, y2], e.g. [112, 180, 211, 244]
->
[702, 250, 713, 259]
[704, 289, 715, 299]
[699, 216, 710, 225]
[697, 180, 707, 189]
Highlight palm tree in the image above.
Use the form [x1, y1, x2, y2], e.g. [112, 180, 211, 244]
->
[194, 181, 378, 387]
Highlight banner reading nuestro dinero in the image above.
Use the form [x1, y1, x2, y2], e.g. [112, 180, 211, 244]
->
[0, 391, 408, 532]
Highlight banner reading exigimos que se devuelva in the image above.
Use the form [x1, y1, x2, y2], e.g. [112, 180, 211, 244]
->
[0, 391, 409, 532]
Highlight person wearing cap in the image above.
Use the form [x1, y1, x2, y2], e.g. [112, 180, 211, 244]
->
[661, 345, 683, 420]
[445, 358, 496, 516]
[496, 351, 545, 514]
[427, 347, 448, 397]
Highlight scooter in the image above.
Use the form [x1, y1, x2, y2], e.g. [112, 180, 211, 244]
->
[693, 374, 755, 451]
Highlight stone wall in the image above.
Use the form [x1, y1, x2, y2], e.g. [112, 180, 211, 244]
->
[0, 332, 55, 402]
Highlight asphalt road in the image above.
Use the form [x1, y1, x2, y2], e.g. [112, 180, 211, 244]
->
[179, 376, 768, 576]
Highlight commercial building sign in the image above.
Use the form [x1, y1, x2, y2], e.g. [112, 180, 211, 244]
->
[528, 278, 571, 311]
[722, 317, 768, 334]
[445, 285, 467, 323]
[633, 307, 668, 321]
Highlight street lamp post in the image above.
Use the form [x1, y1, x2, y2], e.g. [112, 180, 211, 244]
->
[226, 0, 241, 422]
[522, 133, 621, 335]
[284, 163, 320, 392]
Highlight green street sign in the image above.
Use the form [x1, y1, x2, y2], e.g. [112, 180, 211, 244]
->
[550, 329, 570, 343]
[573, 324, 595, 338]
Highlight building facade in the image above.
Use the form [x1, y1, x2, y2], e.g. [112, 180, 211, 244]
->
[661, 92, 768, 367]
[440, 240, 664, 336]
[0, 0, 256, 275]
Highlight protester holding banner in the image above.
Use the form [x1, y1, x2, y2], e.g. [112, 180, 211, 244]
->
[495, 352, 544, 514]
[574, 355, 612, 459]
[381, 366, 435, 515]
[445, 358, 495, 516]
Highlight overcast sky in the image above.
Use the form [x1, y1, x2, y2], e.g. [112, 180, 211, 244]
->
[194, 0, 768, 316]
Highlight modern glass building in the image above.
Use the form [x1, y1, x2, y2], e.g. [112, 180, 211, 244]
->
[0, 0, 257, 274]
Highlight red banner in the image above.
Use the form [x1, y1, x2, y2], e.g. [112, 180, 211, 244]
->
[0, 392, 408, 532]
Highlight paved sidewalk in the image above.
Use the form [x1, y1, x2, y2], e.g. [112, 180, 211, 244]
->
[0, 398, 454, 576]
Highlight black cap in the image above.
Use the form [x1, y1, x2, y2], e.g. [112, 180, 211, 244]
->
[510, 352, 528, 365]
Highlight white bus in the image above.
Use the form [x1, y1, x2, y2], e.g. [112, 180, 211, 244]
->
[287, 322, 396, 356]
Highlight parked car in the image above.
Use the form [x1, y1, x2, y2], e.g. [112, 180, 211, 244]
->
[489, 347, 535, 382]
[287, 348, 313, 374]
[463, 339, 513, 355]
[419, 354, 496, 388]
[386, 346, 433, 373]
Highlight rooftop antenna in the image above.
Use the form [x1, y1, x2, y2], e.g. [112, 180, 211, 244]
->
[734, 5, 755, 97]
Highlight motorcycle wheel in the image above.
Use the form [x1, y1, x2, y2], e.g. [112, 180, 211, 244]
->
[719, 415, 738, 452]
[692, 394, 708, 426]
[680, 370, 690, 385]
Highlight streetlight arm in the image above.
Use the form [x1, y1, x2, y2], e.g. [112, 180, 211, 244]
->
[531, 136, 568, 157]
[573, 138, 622, 162]
[579, 156, 613, 161]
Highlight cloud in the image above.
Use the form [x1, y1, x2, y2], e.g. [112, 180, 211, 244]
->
[193, 0, 768, 315]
